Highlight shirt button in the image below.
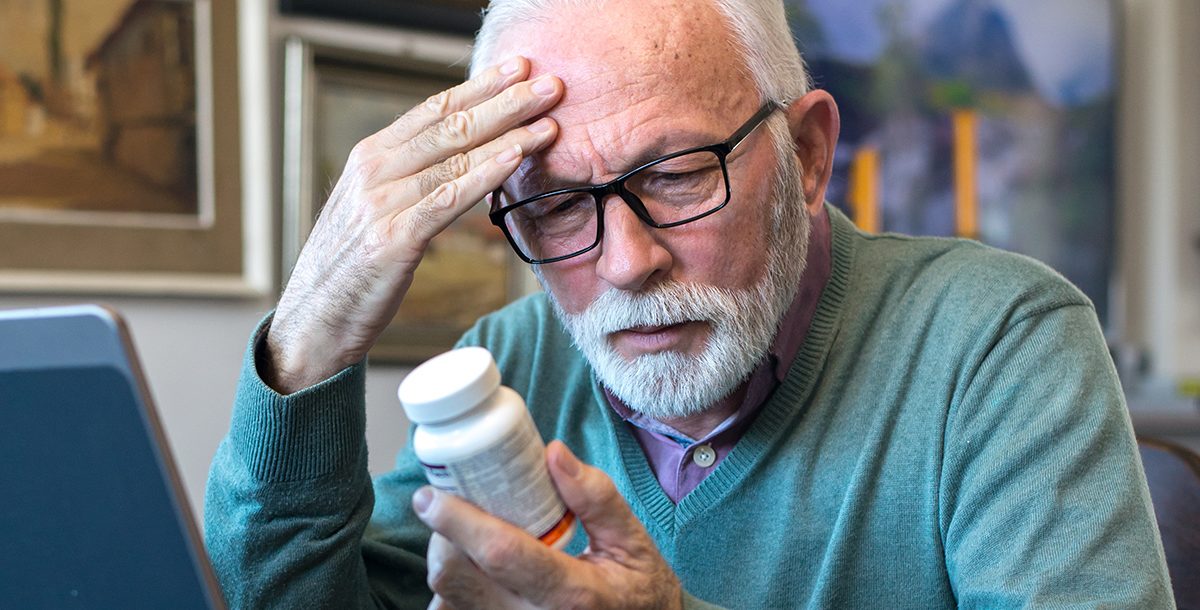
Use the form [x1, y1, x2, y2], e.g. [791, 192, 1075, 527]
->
[692, 444, 717, 468]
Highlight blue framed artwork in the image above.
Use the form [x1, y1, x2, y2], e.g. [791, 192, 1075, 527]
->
[788, 0, 1117, 322]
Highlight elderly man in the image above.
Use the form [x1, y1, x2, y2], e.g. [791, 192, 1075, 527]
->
[205, 0, 1174, 608]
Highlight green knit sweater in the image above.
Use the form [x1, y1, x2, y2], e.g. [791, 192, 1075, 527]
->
[205, 208, 1174, 609]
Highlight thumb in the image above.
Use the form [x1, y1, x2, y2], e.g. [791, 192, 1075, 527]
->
[546, 440, 652, 552]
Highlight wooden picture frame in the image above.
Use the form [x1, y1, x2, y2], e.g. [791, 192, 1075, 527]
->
[0, 0, 271, 296]
[282, 27, 531, 363]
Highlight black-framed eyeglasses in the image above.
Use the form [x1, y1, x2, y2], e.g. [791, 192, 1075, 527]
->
[489, 100, 784, 264]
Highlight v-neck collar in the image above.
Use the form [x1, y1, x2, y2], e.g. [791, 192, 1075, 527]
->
[593, 204, 859, 535]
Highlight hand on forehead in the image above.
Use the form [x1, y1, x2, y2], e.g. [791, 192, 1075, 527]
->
[490, 0, 759, 179]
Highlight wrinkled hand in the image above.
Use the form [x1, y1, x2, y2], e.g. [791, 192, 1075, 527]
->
[264, 57, 562, 392]
[413, 441, 684, 610]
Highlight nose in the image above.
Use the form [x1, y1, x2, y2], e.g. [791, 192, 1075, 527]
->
[594, 194, 673, 291]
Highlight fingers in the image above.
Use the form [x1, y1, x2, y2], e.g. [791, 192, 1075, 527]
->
[546, 441, 657, 559]
[391, 73, 563, 178]
[393, 116, 558, 204]
[389, 143, 525, 250]
[414, 487, 576, 607]
[426, 533, 525, 610]
[373, 56, 531, 150]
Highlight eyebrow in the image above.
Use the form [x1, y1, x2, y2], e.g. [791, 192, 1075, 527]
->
[627, 129, 724, 165]
[516, 129, 726, 191]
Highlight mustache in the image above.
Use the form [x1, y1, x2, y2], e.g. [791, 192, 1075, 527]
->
[567, 281, 748, 337]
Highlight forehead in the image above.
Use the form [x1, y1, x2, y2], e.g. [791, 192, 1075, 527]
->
[491, 0, 758, 178]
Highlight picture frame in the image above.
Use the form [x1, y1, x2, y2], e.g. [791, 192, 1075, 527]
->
[0, 0, 271, 296]
[278, 0, 487, 36]
[282, 26, 531, 363]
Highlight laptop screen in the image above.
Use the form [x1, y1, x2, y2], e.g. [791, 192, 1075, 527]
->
[0, 306, 225, 609]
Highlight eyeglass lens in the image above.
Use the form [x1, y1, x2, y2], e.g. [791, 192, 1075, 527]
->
[502, 150, 728, 261]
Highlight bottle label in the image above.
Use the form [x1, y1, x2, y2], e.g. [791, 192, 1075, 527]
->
[419, 463, 459, 494]
[419, 417, 570, 542]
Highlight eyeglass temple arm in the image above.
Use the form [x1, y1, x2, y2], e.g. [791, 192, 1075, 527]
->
[728, 100, 786, 152]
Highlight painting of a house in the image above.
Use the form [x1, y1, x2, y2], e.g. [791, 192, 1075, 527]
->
[0, 0, 197, 218]
[0, 63, 31, 137]
[89, 1, 195, 199]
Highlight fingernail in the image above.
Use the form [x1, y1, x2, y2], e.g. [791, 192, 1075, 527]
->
[413, 487, 433, 515]
[532, 76, 558, 96]
[528, 117, 553, 133]
[496, 144, 522, 164]
[500, 58, 522, 76]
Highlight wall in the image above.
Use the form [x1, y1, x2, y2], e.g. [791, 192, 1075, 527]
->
[1118, 0, 1200, 380]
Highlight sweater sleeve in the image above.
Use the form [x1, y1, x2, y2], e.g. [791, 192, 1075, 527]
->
[203, 317, 433, 609]
[681, 590, 729, 610]
[939, 303, 1175, 608]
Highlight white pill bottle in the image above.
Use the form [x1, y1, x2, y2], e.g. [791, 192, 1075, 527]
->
[398, 347, 575, 550]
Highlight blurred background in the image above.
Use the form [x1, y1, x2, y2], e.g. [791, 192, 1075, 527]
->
[0, 0, 1196, 524]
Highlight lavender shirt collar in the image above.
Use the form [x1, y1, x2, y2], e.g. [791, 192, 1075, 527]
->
[603, 206, 833, 503]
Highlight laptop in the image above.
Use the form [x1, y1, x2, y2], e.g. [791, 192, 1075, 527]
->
[0, 305, 227, 609]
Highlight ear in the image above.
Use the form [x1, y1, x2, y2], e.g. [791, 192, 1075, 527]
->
[785, 90, 840, 215]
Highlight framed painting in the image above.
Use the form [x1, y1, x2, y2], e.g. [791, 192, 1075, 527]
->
[278, 0, 487, 35]
[787, 0, 1118, 323]
[282, 31, 529, 363]
[0, 0, 270, 295]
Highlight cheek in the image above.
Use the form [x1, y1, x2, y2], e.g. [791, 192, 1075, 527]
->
[538, 259, 600, 315]
[722, 161, 782, 281]
[672, 187, 775, 288]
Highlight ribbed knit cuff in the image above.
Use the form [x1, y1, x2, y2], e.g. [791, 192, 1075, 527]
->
[227, 314, 367, 483]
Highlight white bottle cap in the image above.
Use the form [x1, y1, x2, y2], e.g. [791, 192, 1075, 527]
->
[398, 347, 502, 424]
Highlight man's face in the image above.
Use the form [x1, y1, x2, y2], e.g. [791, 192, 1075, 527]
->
[494, 0, 784, 364]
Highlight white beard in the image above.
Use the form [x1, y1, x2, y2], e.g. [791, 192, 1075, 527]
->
[546, 134, 812, 420]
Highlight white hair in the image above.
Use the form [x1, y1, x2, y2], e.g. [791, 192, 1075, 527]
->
[469, 0, 813, 104]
